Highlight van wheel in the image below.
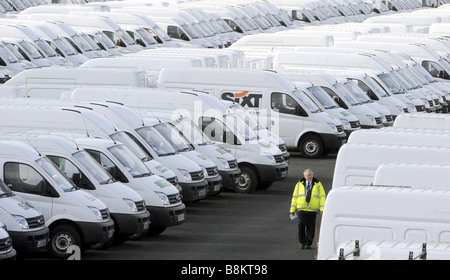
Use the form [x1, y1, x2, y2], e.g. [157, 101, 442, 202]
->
[299, 135, 324, 158]
[234, 166, 258, 194]
[48, 224, 81, 259]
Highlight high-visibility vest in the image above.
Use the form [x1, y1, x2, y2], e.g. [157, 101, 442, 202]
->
[290, 178, 326, 213]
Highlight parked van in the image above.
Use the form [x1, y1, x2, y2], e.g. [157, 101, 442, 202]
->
[318, 185, 450, 259]
[0, 41, 35, 76]
[0, 24, 73, 67]
[0, 177, 49, 256]
[393, 112, 450, 129]
[4, 67, 148, 98]
[332, 142, 450, 189]
[0, 134, 150, 243]
[64, 87, 289, 193]
[1, 37, 54, 68]
[0, 139, 114, 258]
[156, 67, 348, 158]
[25, 13, 145, 52]
[0, 221, 16, 260]
[74, 137, 185, 235]
[0, 101, 204, 203]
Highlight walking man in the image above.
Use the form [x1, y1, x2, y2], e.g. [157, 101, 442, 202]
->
[290, 168, 326, 249]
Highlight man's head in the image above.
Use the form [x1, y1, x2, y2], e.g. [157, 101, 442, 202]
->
[303, 169, 313, 182]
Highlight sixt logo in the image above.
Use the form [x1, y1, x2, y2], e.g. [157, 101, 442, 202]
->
[221, 91, 262, 108]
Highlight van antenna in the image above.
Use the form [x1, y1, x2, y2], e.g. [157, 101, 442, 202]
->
[147, 108, 161, 123]
[81, 115, 90, 137]
[69, 130, 80, 150]
[25, 138, 41, 156]
[137, 106, 146, 127]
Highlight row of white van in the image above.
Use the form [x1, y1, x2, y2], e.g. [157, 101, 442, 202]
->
[318, 113, 450, 259]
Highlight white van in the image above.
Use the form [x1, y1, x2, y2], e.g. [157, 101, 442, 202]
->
[25, 13, 144, 52]
[0, 134, 151, 243]
[318, 185, 450, 260]
[0, 139, 114, 258]
[0, 178, 49, 256]
[0, 221, 16, 260]
[149, 111, 242, 193]
[0, 102, 207, 204]
[156, 67, 348, 158]
[74, 137, 186, 236]
[0, 41, 35, 77]
[4, 67, 148, 98]
[393, 112, 450, 129]
[1, 37, 54, 68]
[64, 87, 289, 193]
[0, 24, 73, 67]
[332, 142, 450, 189]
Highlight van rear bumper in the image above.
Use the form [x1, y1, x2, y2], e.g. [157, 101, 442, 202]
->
[147, 203, 186, 228]
[180, 180, 208, 202]
[111, 211, 151, 237]
[321, 132, 347, 151]
[254, 162, 288, 183]
[9, 227, 49, 253]
[77, 219, 114, 247]
[219, 168, 241, 190]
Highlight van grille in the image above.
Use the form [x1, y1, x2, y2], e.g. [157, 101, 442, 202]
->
[227, 160, 238, 169]
[135, 200, 146, 212]
[167, 193, 182, 204]
[434, 99, 439, 106]
[100, 209, 110, 220]
[0, 236, 13, 253]
[385, 115, 394, 123]
[350, 121, 360, 128]
[278, 144, 287, 152]
[166, 176, 178, 186]
[375, 117, 382, 125]
[26, 215, 45, 229]
[190, 171, 204, 181]
[274, 154, 285, 163]
[415, 105, 425, 112]
[206, 166, 219, 177]
[336, 125, 344, 133]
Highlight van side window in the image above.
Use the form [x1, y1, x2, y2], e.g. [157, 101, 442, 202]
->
[200, 117, 239, 145]
[422, 60, 450, 79]
[271, 92, 304, 116]
[47, 156, 95, 190]
[321, 88, 348, 109]
[350, 79, 378, 100]
[167, 26, 189, 41]
[4, 162, 57, 197]
[85, 149, 129, 183]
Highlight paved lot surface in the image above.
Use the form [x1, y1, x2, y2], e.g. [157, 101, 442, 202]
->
[28, 151, 337, 261]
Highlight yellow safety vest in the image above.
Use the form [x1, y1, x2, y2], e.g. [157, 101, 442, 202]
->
[290, 178, 326, 213]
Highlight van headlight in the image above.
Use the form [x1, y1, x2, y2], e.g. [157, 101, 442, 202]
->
[178, 169, 192, 181]
[407, 103, 417, 112]
[218, 157, 230, 169]
[156, 191, 170, 205]
[200, 166, 209, 178]
[327, 123, 338, 133]
[340, 119, 351, 130]
[13, 215, 29, 229]
[123, 198, 138, 212]
[366, 115, 376, 125]
[88, 206, 103, 220]
[265, 154, 276, 164]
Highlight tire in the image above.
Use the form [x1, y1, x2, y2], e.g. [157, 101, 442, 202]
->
[234, 166, 258, 194]
[48, 224, 82, 259]
[299, 135, 324, 159]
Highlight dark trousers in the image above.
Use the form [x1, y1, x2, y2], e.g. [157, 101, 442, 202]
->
[298, 211, 317, 246]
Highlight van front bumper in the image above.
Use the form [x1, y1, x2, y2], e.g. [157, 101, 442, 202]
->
[9, 227, 49, 253]
[147, 203, 186, 228]
[254, 162, 288, 184]
[321, 132, 347, 151]
[111, 210, 151, 237]
[77, 219, 115, 247]
[219, 168, 241, 190]
[206, 175, 223, 196]
[180, 179, 208, 202]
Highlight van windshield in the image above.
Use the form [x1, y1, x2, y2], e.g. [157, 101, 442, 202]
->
[35, 39, 59, 57]
[0, 44, 19, 63]
[135, 126, 177, 156]
[377, 73, 405, 94]
[0, 179, 13, 197]
[224, 113, 258, 141]
[110, 131, 152, 161]
[307, 86, 338, 109]
[108, 144, 151, 178]
[154, 123, 193, 152]
[292, 89, 321, 113]
[19, 41, 45, 59]
[36, 157, 77, 192]
[174, 117, 210, 146]
[53, 38, 78, 56]
[332, 83, 361, 106]
[72, 150, 114, 185]
[413, 64, 436, 83]
[343, 81, 373, 104]
[363, 76, 388, 97]
[181, 24, 200, 39]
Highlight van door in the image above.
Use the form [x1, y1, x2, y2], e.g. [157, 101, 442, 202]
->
[270, 92, 305, 145]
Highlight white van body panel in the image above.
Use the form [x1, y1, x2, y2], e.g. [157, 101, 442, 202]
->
[318, 185, 450, 260]
[394, 112, 450, 129]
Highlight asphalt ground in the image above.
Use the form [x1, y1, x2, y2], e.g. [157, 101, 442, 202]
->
[24, 151, 337, 269]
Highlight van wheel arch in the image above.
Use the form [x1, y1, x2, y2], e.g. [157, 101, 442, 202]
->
[298, 133, 324, 159]
[48, 220, 84, 259]
[235, 163, 259, 194]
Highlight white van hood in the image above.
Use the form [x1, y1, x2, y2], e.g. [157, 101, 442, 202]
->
[72, 189, 108, 210]
[0, 195, 43, 218]
[135, 174, 179, 196]
[182, 150, 216, 169]
[155, 153, 202, 173]
[143, 159, 176, 179]
[196, 144, 236, 161]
